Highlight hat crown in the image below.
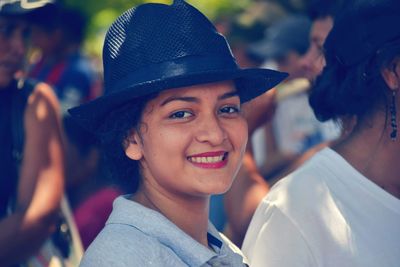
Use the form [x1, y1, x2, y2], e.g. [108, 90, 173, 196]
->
[68, 0, 287, 132]
[103, 1, 236, 94]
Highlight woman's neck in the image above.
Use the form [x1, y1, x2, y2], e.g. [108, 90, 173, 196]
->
[132, 186, 210, 247]
[334, 113, 400, 198]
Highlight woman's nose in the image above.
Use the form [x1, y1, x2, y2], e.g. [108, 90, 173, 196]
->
[195, 114, 228, 145]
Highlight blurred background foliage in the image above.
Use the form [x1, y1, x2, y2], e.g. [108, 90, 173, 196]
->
[61, 0, 311, 58]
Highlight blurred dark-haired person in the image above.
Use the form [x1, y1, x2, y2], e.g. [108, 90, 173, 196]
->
[299, 0, 345, 81]
[0, 1, 66, 266]
[242, 1, 400, 266]
[256, 0, 347, 182]
[63, 115, 123, 249]
[222, 16, 314, 247]
[247, 15, 339, 182]
[28, 4, 101, 115]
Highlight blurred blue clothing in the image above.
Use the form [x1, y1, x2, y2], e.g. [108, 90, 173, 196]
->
[209, 194, 226, 231]
[28, 52, 99, 114]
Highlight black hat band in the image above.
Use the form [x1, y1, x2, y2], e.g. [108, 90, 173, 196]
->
[109, 54, 239, 94]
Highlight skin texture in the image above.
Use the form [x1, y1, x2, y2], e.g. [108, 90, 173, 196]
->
[125, 81, 248, 247]
[0, 16, 64, 265]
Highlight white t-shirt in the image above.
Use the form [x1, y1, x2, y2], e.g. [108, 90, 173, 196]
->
[242, 148, 400, 267]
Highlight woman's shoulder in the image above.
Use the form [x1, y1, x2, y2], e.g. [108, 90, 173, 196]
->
[88, 221, 160, 250]
[81, 223, 184, 266]
[23, 81, 61, 127]
[261, 148, 338, 212]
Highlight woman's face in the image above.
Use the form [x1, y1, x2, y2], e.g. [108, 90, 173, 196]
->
[0, 17, 28, 88]
[125, 81, 248, 198]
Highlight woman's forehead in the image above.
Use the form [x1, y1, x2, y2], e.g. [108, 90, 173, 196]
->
[156, 80, 237, 102]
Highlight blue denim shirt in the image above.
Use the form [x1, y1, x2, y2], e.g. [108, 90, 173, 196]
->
[80, 196, 248, 266]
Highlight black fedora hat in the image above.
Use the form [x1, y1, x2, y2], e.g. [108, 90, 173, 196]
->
[69, 0, 287, 131]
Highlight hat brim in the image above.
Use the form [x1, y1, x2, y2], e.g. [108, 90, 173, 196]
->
[69, 68, 287, 132]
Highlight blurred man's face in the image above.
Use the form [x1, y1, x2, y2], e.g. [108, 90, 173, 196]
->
[299, 16, 333, 81]
[0, 16, 29, 88]
[276, 51, 306, 80]
[30, 24, 60, 56]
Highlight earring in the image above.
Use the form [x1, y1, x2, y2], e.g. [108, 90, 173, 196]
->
[390, 90, 397, 141]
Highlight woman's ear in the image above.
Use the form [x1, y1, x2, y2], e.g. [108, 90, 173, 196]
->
[381, 58, 400, 90]
[125, 131, 143, 160]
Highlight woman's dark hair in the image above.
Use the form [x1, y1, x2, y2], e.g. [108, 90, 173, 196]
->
[310, 39, 400, 124]
[96, 93, 158, 193]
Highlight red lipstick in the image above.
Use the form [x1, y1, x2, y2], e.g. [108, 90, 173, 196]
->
[187, 151, 228, 169]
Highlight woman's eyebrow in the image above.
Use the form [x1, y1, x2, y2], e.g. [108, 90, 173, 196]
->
[160, 90, 238, 106]
[160, 96, 198, 106]
[218, 91, 239, 100]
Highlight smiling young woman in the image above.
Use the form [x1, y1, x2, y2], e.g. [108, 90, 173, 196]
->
[124, 82, 248, 249]
[127, 82, 248, 199]
[68, 0, 286, 266]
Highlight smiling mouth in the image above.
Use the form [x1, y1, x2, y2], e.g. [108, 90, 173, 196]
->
[187, 152, 228, 164]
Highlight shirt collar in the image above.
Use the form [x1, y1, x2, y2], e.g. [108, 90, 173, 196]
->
[107, 195, 235, 266]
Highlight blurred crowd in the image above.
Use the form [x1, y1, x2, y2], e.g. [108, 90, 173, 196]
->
[1, 0, 399, 266]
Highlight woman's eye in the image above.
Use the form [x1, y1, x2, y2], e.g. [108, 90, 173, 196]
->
[169, 110, 193, 119]
[220, 106, 240, 114]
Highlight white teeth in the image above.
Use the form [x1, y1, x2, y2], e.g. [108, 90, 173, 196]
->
[189, 155, 224, 163]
